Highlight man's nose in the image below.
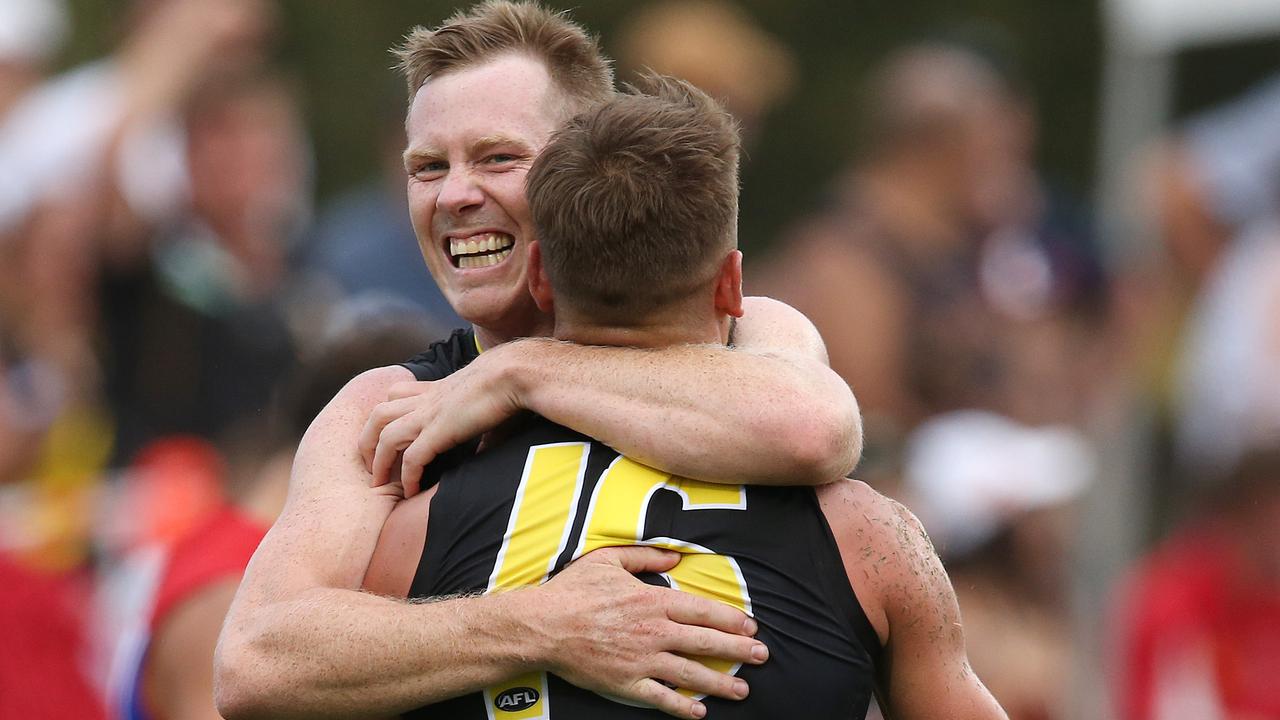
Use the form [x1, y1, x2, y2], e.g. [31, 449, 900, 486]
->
[436, 167, 485, 216]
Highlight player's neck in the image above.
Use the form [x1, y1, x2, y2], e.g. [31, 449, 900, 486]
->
[474, 310, 556, 350]
[553, 311, 728, 349]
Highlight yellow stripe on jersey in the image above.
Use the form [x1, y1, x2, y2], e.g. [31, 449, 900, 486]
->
[484, 443, 588, 720]
[488, 442, 589, 590]
[574, 456, 751, 699]
[484, 445, 751, 711]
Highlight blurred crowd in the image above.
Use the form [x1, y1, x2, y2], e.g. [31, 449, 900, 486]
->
[0, 1, 1276, 719]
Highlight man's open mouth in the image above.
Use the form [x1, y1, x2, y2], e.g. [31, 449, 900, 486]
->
[449, 232, 514, 269]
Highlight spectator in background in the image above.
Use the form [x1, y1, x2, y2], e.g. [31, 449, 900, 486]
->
[614, 0, 795, 147]
[106, 296, 443, 720]
[99, 69, 311, 465]
[0, 0, 276, 387]
[1107, 68, 1280, 720]
[904, 410, 1094, 720]
[0, 0, 273, 271]
[1114, 447, 1280, 720]
[306, 88, 463, 330]
[0, 333, 105, 719]
[757, 39, 1108, 478]
[1142, 74, 1280, 480]
[0, 0, 273, 572]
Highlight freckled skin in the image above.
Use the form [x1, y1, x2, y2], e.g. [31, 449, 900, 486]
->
[818, 480, 1008, 720]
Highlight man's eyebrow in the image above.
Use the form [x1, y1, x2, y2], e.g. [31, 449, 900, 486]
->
[472, 135, 533, 154]
[403, 136, 532, 167]
[403, 146, 443, 167]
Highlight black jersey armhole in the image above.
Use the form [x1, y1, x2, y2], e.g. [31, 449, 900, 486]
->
[399, 327, 479, 381]
[806, 488, 885, 670]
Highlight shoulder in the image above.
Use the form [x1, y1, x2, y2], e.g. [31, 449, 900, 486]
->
[735, 296, 828, 361]
[818, 479, 948, 643]
[817, 478, 926, 544]
[303, 365, 415, 441]
[740, 296, 810, 324]
[344, 364, 417, 399]
[290, 365, 416, 499]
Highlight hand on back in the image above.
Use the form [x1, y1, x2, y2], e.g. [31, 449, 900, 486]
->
[529, 545, 769, 720]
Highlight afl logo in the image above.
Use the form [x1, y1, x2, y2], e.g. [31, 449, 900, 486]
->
[494, 687, 540, 712]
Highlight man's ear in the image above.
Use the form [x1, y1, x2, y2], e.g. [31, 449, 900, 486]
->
[714, 249, 745, 319]
[527, 240, 555, 314]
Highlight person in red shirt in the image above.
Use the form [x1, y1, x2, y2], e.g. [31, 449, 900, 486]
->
[111, 302, 442, 720]
[1115, 447, 1280, 720]
[0, 338, 105, 719]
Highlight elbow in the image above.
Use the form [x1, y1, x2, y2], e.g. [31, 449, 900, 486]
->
[213, 634, 274, 720]
[789, 391, 862, 481]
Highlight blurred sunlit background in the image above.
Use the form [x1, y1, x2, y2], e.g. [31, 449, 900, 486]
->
[2, 0, 1279, 718]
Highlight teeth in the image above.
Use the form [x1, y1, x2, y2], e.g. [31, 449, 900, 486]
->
[449, 233, 515, 257]
[450, 233, 516, 268]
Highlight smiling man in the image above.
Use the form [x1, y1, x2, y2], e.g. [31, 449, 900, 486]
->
[215, 4, 861, 720]
[368, 74, 1005, 720]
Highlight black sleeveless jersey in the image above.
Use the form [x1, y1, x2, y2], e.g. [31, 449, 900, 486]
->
[401, 327, 480, 381]
[406, 416, 881, 720]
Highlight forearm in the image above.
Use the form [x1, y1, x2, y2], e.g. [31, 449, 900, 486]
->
[502, 338, 861, 484]
[216, 587, 542, 719]
[885, 665, 1008, 720]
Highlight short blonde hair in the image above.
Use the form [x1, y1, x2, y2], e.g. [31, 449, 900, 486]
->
[394, 1, 613, 114]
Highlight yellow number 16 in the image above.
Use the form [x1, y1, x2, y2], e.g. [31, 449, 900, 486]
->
[481, 442, 752, 720]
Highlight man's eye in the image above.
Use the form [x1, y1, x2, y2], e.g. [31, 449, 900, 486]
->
[411, 162, 447, 178]
[486, 154, 518, 164]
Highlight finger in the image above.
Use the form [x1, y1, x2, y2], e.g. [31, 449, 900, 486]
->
[358, 412, 386, 470]
[652, 652, 749, 703]
[387, 380, 431, 401]
[624, 678, 706, 720]
[666, 626, 769, 667]
[582, 545, 681, 574]
[665, 592, 757, 637]
[370, 418, 418, 488]
[401, 461, 420, 499]
[399, 433, 440, 499]
[660, 622, 768, 666]
[358, 398, 416, 470]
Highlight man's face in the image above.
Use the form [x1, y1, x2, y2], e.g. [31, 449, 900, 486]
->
[403, 53, 563, 331]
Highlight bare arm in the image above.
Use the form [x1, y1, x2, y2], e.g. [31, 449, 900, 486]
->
[819, 480, 1007, 720]
[215, 367, 763, 720]
[363, 297, 862, 495]
[215, 366, 539, 718]
[146, 579, 242, 720]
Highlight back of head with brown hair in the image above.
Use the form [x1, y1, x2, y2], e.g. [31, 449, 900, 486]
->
[394, 1, 613, 115]
[526, 75, 741, 326]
